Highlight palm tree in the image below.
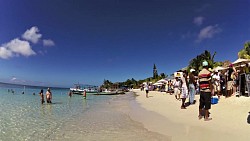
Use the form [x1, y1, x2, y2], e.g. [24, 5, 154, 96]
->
[188, 50, 216, 71]
[238, 41, 250, 59]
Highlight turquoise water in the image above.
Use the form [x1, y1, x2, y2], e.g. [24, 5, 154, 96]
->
[0, 84, 110, 141]
[0, 84, 169, 141]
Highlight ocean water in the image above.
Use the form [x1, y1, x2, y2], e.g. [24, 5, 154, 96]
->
[0, 84, 169, 141]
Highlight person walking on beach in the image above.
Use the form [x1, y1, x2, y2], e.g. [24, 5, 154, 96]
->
[144, 83, 149, 98]
[180, 71, 188, 109]
[189, 69, 196, 105]
[39, 89, 45, 104]
[173, 77, 181, 100]
[46, 88, 52, 103]
[198, 61, 212, 121]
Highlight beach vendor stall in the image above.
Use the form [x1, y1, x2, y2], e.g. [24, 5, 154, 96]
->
[233, 59, 250, 97]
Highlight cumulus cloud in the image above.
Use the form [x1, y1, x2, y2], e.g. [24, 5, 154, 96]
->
[0, 38, 36, 59]
[0, 47, 13, 59]
[43, 39, 55, 46]
[0, 26, 55, 59]
[193, 16, 205, 26]
[22, 26, 42, 43]
[196, 25, 222, 42]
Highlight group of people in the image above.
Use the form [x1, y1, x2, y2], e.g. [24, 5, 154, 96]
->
[142, 60, 244, 121]
[39, 88, 52, 104]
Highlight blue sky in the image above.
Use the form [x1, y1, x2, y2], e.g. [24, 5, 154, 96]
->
[0, 0, 249, 87]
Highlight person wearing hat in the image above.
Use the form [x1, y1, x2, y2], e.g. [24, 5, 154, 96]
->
[188, 68, 196, 105]
[173, 76, 181, 100]
[198, 61, 212, 121]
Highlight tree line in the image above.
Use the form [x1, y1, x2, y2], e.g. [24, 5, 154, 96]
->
[101, 41, 250, 90]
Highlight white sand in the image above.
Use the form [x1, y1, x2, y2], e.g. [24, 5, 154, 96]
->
[129, 89, 250, 141]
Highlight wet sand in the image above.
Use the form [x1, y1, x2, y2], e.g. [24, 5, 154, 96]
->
[130, 89, 250, 141]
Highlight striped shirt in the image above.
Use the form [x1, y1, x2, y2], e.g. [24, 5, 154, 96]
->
[198, 68, 211, 92]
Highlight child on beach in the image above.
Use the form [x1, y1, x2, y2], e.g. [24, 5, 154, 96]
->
[39, 89, 45, 104]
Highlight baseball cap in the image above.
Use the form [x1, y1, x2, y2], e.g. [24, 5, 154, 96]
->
[202, 61, 208, 66]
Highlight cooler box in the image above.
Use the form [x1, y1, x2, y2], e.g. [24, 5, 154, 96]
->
[211, 96, 219, 104]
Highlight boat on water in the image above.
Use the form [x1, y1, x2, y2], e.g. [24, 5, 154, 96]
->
[94, 91, 125, 95]
[70, 84, 98, 94]
[94, 89, 125, 95]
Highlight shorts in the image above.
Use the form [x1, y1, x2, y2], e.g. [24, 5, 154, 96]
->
[199, 92, 211, 110]
[146, 90, 149, 94]
[227, 81, 233, 90]
[174, 88, 180, 95]
[213, 84, 220, 92]
[181, 87, 188, 98]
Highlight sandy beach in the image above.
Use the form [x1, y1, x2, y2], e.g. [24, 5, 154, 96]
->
[129, 89, 250, 141]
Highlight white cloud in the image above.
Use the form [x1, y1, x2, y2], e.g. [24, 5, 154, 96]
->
[43, 39, 55, 46]
[11, 77, 17, 81]
[0, 26, 55, 59]
[22, 26, 42, 43]
[196, 25, 222, 42]
[0, 38, 36, 59]
[0, 47, 13, 59]
[5, 38, 36, 56]
[193, 16, 205, 26]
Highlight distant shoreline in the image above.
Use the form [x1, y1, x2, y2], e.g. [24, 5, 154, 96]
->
[0, 81, 68, 89]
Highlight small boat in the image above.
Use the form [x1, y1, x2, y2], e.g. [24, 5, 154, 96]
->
[70, 84, 98, 94]
[94, 90, 125, 95]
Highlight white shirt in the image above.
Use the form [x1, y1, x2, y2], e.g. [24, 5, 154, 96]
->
[212, 73, 220, 85]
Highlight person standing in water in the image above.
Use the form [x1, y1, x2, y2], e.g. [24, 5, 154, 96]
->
[68, 90, 72, 97]
[46, 88, 52, 103]
[39, 89, 45, 104]
[83, 90, 87, 99]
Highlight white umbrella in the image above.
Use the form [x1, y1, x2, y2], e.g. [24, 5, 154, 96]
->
[158, 79, 168, 84]
[213, 66, 226, 71]
[232, 58, 250, 65]
[153, 82, 163, 86]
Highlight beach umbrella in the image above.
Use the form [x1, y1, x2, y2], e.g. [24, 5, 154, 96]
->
[232, 58, 250, 66]
[213, 66, 226, 71]
[158, 79, 168, 84]
[153, 82, 163, 86]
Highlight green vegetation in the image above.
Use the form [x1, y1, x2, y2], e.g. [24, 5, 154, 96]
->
[101, 64, 168, 89]
[188, 50, 217, 71]
[238, 41, 250, 59]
